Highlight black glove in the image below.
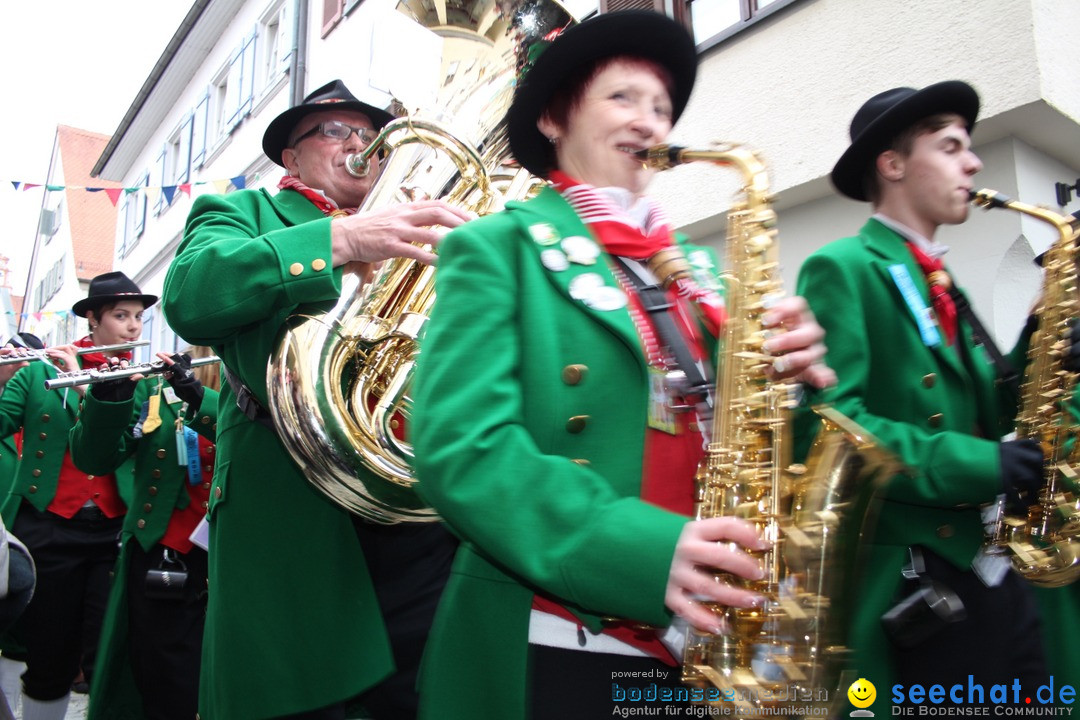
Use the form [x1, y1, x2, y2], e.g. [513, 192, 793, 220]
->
[999, 439, 1044, 514]
[165, 353, 204, 413]
[1064, 319, 1080, 373]
[89, 360, 138, 403]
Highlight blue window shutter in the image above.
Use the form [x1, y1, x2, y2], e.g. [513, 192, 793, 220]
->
[176, 113, 193, 185]
[241, 30, 257, 114]
[193, 92, 209, 168]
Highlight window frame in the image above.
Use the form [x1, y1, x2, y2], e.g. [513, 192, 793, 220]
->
[683, 0, 805, 51]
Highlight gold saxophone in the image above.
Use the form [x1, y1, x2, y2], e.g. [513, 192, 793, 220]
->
[971, 189, 1080, 586]
[639, 144, 902, 713]
[266, 0, 577, 523]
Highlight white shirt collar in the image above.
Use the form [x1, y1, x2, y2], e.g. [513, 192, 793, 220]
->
[596, 186, 652, 230]
[872, 213, 950, 259]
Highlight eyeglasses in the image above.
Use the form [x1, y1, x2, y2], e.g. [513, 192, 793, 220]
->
[292, 120, 376, 146]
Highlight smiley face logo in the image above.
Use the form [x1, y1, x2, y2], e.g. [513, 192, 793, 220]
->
[848, 678, 876, 709]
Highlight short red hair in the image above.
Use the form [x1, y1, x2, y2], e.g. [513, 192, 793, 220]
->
[540, 55, 674, 133]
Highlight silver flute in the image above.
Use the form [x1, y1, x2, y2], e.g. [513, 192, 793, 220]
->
[0, 340, 151, 366]
[44, 356, 221, 391]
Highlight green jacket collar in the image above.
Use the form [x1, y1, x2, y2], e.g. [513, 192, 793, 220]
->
[859, 217, 968, 375]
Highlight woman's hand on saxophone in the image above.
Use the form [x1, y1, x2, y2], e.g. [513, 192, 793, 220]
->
[329, 200, 476, 268]
[760, 295, 837, 389]
[666, 517, 770, 633]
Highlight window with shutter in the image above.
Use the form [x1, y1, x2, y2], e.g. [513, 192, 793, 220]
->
[322, 0, 343, 37]
[192, 92, 209, 169]
[239, 30, 257, 115]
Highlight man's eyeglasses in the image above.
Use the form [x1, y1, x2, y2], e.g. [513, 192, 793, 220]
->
[292, 120, 376, 146]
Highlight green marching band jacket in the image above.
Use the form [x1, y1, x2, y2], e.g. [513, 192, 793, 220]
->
[162, 187, 393, 719]
[412, 187, 723, 720]
[70, 379, 218, 720]
[794, 218, 1029, 713]
[0, 358, 134, 525]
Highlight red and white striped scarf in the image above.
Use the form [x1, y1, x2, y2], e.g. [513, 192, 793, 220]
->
[278, 176, 357, 217]
[549, 171, 725, 335]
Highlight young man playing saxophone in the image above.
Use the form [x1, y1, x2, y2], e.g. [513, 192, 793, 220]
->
[795, 81, 1054, 712]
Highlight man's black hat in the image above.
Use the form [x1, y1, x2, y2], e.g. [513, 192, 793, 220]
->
[72, 272, 157, 318]
[831, 80, 980, 202]
[5, 332, 44, 350]
[262, 79, 396, 166]
[506, 10, 698, 179]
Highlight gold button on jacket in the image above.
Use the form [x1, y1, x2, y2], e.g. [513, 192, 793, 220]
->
[561, 364, 587, 385]
[565, 415, 589, 433]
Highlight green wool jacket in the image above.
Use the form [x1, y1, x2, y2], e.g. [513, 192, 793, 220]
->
[70, 381, 218, 720]
[0, 357, 133, 525]
[794, 218, 1026, 714]
[1032, 390, 1080, 691]
[413, 187, 724, 720]
[162, 188, 393, 719]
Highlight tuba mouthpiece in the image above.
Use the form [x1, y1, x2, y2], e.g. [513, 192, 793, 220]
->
[345, 153, 372, 178]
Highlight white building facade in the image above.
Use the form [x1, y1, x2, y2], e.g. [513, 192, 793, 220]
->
[94, 0, 1080, 354]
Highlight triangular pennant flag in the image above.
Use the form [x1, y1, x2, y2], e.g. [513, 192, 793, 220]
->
[103, 188, 123, 206]
[33, 312, 42, 322]
[144, 186, 161, 207]
[85, 187, 103, 193]
[162, 185, 177, 205]
[213, 179, 230, 194]
[179, 183, 192, 197]
[23, 183, 40, 191]
[45, 184, 64, 191]
[11, 182, 20, 191]
[125, 187, 140, 194]
[230, 175, 247, 190]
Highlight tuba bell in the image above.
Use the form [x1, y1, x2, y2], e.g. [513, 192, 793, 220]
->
[266, 0, 578, 523]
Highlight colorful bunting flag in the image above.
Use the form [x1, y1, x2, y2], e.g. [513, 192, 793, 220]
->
[1, 174, 265, 197]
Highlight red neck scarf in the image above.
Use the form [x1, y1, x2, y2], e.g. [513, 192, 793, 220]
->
[75, 334, 133, 369]
[278, 176, 356, 217]
[549, 171, 725, 335]
[905, 242, 957, 345]
[549, 170, 671, 257]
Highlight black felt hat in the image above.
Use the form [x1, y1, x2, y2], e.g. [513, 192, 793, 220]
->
[261, 79, 396, 166]
[5, 332, 44, 350]
[506, 10, 698, 178]
[72, 272, 157, 318]
[831, 80, 980, 201]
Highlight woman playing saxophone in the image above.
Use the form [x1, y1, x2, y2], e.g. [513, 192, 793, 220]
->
[411, 11, 834, 719]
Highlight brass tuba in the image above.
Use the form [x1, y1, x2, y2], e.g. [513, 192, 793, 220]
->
[267, 0, 577, 523]
[638, 144, 903, 714]
[971, 189, 1080, 586]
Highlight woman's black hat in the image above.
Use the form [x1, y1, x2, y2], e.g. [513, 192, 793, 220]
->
[72, 272, 157, 318]
[262, 79, 396, 166]
[831, 80, 980, 201]
[506, 10, 698, 178]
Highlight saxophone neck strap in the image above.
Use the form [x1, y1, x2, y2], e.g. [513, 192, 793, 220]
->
[612, 256, 713, 395]
[948, 287, 1020, 399]
[222, 364, 277, 431]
